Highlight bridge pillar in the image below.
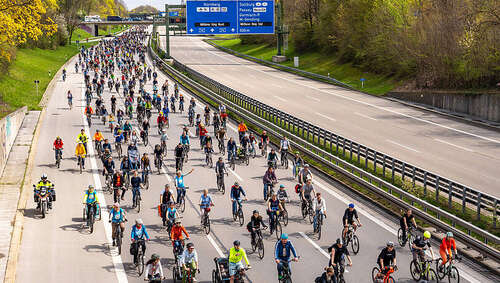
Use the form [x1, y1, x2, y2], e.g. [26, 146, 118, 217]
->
[94, 24, 99, 37]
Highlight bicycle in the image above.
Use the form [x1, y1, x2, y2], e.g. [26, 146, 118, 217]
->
[115, 142, 122, 159]
[333, 261, 346, 283]
[261, 141, 268, 157]
[278, 257, 299, 283]
[300, 198, 314, 224]
[82, 203, 100, 233]
[264, 182, 276, 201]
[87, 114, 92, 127]
[229, 151, 236, 170]
[54, 148, 62, 168]
[251, 227, 266, 259]
[436, 256, 460, 282]
[371, 265, 396, 283]
[201, 207, 211, 234]
[77, 156, 84, 174]
[410, 258, 439, 282]
[95, 140, 103, 158]
[111, 221, 126, 255]
[218, 138, 225, 155]
[155, 155, 163, 174]
[278, 200, 289, 227]
[205, 151, 213, 168]
[397, 226, 416, 249]
[134, 239, 145, 276]
[132, 187, 141, 212]
[177, 187, 187, 213]
[142, 169, 150, 190]
[104, 172, 113, 194]
[232, 199, 245, 226]
[280, 150, 289, 169]
[313, 212, 325, 240]
[216, 172, 227, 194]
[269, 210, 282, 240]
[343, 225, 360, 254]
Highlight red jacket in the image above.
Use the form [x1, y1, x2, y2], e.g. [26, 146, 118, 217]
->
[53, 139, 63, 149]
[199, 127, 208, 137]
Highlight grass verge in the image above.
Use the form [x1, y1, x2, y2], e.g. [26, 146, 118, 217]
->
[208, 38, 399, 96]
[0, 42, 96, 118]
[71, 25, 130, 41]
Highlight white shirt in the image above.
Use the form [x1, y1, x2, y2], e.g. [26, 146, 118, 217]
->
[181, 249, 199, 265]
[312, 197, 326, 214]
[144, 261, 164, 280]
[280, 140, 289, 150]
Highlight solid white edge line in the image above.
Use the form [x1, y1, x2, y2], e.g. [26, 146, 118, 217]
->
[298, 232, 329, 258]
[386, 139, 420, 153]
[207, 235, 225, 257]
[354, 112, 377, 121]
[81, 83, 128, 283]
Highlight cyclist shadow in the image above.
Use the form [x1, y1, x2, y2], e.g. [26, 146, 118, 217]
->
[122, 262, 141, 277]
[19, 208, 40, 219]
[209, 217, 236, 226]
[184, 224, 204, 235]
[194, 188, 218, 194]
[83, 243, 111, 256]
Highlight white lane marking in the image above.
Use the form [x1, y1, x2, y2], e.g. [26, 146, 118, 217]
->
[227, 168, 243, 182]
[272, 84, 283, 88]
[207, 234, 225, 257]
[315, 112, 336, 122]
[306, 95, 320, 102]
[434, 139, 474, 153]
[274, 95, 286, 102]
[354, 112, 377, 121]
[81, 83, 128, 283]
[227, 124, 237, 132]
[298, 232, 329, 258]
[386, 139, 420, 153]
[195, 41, 500, 145]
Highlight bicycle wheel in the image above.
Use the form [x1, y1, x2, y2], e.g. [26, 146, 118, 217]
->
[89, 210, 95, 234]
[397, 228, 404, 246]
[221, 182, 225, 194]
[204, 217, 211, 234]
[180, 197, 186, 213]
[230, 159, 235, 170]
[238, 209, 244, 226]
[351, 235, 360, 254]
[258, 239, 264, 259]
[371, 267, 380, 283]
[117, 235, 122, 255]
[448, 266, 460, 283]
[436, 258, 446, 279]
[245, 155, 249, 166]
[275, 221, 282, 240]
[427, 268, 439, 283]
[317, 222, 322, 240]
[282, 209, 289, 226]
[284, 158, 288, 169]
[137, 250, 144, 275]
[308, 209, 314, 224]
[136, 196, 141, 213]
[410, 260, 422, 281]
[233, 210, 237, 221]
[301, 205, 307, 219]
[79, 159, 83, 174]
[82, 206, 87, 221]
[144, 176, 149, 190]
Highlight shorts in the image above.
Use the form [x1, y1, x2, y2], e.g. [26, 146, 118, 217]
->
[229, 261, 243, 276]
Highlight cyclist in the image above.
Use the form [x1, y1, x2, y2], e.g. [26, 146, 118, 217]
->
[237, 121, 248, 142]
[166, 202, 179, 231]
[114, 129, 125, 148]
[267, 149, 279, 169]
[174, 143, 185, 171]
[230, 182, 247, 217]
[34, 174, 55, 209]
[53, 136, 64, 162]
[411, 231, 435, 265]
[267, 193, 283, 234]
[83, 185, 99, 223]
[160, 184, 175, 226]
[229, 240, 251, 283]
[175, 169, 194, 205]
[279, 136, 290, 163]
[93, 129, 104, 152]
[400, 209, 417, 245]
[263, 166, 277, 199]
[260, 130, 269, 152]
[215, 157, 227, 188]
[247, 210, 267, 246]
[112, 170, 124, 203]
[102, 138, 112, 153]
[77, 128, 88, 152]
[144, 254, 164, 282]
[75, 141, 86, 169]
[103, 156, 115, 177]
[227, 137, 237, 162]
[67, 91, 73, 108]
[438, 232, 458, 272]
[277, 184, 289, 205]
[274, 233, 299, 280]
[180, 243, 198, 282]
[171, 218, 190, 255]
[216, 127, 226, 148]
[315, 267, 335, 283]
[376, 241, 397, 279]
[312, 192, 327, 232]
[293, 152, 304, 179]
[342, 203, 362, 240]
[109, 203, 126, 246]
[199, 124, 208, 146]
[131, 218, 150, 265]
[328, 238, 352, 278]
[199, 188, 214, 220]
[120, 157, 131, 197]
[130, 170, 143, 206]
[141, 153, 151, 181]
[180, 131, 190, 147]
[300, 179, 315, 212]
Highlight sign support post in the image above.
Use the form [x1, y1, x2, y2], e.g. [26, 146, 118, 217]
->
[165, 4, 170, 58]
[276, 0, 283, 56]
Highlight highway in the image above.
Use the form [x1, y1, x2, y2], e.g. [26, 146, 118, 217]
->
[12, 37, 495, 283]
[159, 33, 500, 198]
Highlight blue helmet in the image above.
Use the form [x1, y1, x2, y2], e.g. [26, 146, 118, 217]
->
[281, 233, 288, 240]
[348, 203, 355, 208]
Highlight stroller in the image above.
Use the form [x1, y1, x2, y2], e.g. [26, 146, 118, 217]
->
[211, 257, 247, 282]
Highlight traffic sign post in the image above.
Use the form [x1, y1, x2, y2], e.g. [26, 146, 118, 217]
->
[186, 0, 275, 35]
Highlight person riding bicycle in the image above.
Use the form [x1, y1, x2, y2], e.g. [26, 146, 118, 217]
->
[277, 184, 289, 205]
[342, 203, 362, 240]
[83, 185, 99, 222]
[376, 241, 397, 278]
[67, 91, 73, 107]
[240, 134, 250, 154]
[175, 169, 194, 204]
[215, 157, 227, 182]
[267, 149, 279, 169]
[120, 157, 131, 196]
[279, 136, 290, 161]
[144, 254, 164, 282]
[171, 218, 190, 255]
[274, 233, 299, 280]
[293, 152, 304, 178]
[93, 129, 104, 149]
[34, 174, 55, 209]
[180, 242, 198, 282]
[227, 137, 237, 161]
[216, 127, 226, 147]
[315, 267, 335, 283]
[102, 138, 112, 154]
[328, 238, 352, 278]
[230, 182, 247, 216]
[166, 202, 179, 231]
[75, 141, 87, 169]
[109, 203, 126, 246]
[411, 231, 435, 265]
[300, 179, 315, 212]
[160, 184, 175, 225]
[77, 128, 88, 152]
[112, 170, 124, 203]
[53, 136, 64, 161]
[438, 232, 459, 272]
[263, 166, 277, 199]
[199, 188, 214, 219]
[114, 129, 124, 146]
[130, 218, 150, 265]
[130, 170, 143, 205]
[103, 156, 115, 176]
[141, 153, 151, 180]
[267, 193, 283, 234]
[247, 210, 267, 246]
[312, 192, 327, 232]
[400, 209, 417, 245]
[237, 121, 247, 142]
[174, 143, 185, 171]
[298, 164, 313, 185]
[229, 240, 251, 283]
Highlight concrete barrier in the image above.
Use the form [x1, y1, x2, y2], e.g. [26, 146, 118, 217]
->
[0, 107, 27, 177]
[387, 91, 500, 123]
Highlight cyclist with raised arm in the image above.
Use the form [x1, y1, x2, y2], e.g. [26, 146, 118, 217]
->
[342, 203, 362, 240]
[175, 169, 194, 205]
[274, 233, 299, 280]
[130, 218, 150, 265]
[230, 182, 247, 217]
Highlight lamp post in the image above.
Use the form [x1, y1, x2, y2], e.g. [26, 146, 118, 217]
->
[34, 80, 40, 97]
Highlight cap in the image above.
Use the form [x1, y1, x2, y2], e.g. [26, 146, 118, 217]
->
[88, 185, 94, 189]
[253, 210, 259, 214]
[186, 243, 194, 249]
[234, 182, 239, 186]
[336, 238, 342, 245]
[281, 233, 288, 240]
[135, 218, 143, 225]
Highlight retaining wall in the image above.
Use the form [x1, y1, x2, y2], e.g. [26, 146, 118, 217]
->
[0, 107, 27, 176]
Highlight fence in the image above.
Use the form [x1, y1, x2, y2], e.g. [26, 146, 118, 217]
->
[0, 107, 28, 177]
[149, 42, 500, 261]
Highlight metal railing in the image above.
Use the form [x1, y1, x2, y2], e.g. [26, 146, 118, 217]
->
[148, 42, 500, 261]
[205, 40, 353, 89]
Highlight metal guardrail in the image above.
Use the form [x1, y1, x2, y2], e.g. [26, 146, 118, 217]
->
[204, 40, 353, 89]
[148, 42, 500, 261]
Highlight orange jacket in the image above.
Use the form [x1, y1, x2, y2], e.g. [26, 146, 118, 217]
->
[238, 123, 247, 132]
[170, 225, 189, 241]
[440, 238, 456, 251]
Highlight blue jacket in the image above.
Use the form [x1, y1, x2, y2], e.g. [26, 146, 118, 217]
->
[274, 241, 297, 261]
[230, 186, 246, 200]
[131, 225, 150, 240]
[180, 135, 190, 145]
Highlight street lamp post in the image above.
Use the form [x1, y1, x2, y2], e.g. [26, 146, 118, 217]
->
[34, 80, 40, 97]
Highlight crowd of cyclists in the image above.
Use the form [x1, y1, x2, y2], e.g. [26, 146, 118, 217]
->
[37, 26, 462, 282]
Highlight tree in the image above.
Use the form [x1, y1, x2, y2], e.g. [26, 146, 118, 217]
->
[0, 0, 57, 61]
[58, 0, 82, 45]
[130, 5, 159, 14]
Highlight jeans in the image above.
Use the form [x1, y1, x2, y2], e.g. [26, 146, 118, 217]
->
[268, 209, 278, 230]
[55, 149, 62, 161]
[142, 168, 150, 182]
[232, 199, 242, 215]
[277, 260, 290, 277]
[228, 149, 236, 161]
[132, 240, 146, 263]
[173, 239, 184, 255]
[263, 183, 273, 199]
[313, 210, 323, 230]
[238, 131, 245, 143]
[176, 187, 186, 204]
[132, 187, 141, 202]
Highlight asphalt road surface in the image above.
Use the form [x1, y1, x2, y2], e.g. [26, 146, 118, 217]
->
[160, 33, 500, 198]
[14, 40, 496, 283]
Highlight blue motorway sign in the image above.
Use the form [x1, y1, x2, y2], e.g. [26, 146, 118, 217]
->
[159, 11, 181, 17]
[186, 0, 274, 35]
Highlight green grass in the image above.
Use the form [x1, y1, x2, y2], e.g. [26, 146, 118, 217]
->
[209, 38, 399, 95]
[71, 28, 92, 41]
[71, 25, 130, 41]
[0, 43, 95, 118]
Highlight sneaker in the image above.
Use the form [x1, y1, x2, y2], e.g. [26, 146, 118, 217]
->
[112, 240, 116, 246]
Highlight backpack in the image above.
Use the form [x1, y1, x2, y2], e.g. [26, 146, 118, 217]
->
[295, 184, 302, 194]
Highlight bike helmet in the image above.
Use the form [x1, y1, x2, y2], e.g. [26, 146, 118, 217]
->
[279, 184, 285, 188]
[88, 185, 94, 189]
[135, 218, 143, 225]
[387, 241, 394, 247]
[151, 253, 160, 260]
[186, 243, 194, 249]
[281, 233, 288, 240]
[113, 203, 120, 207]
[233, 240, 240, 246]
[446, 232, 453, 238]
[423, 231, 431, 239]
[336, 238, 342, 245]
[234, 182, 239, 186]
[348, 203, 355, 208]
[41, 173, 48, 179]
[304, 164, 309, 168]
[253, 210, 259, 214]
